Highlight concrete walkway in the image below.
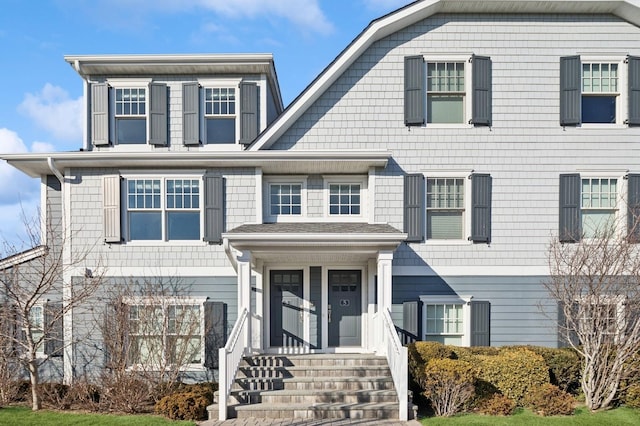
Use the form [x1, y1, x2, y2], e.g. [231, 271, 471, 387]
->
[198, 419, 422, 426]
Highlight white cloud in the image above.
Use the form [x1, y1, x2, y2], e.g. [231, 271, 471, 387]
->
[18, 83, 83, 142]
[104, 0, 333, 35]
[0, 128, 42, 206]
[195, 0, 333, 35]
[31, 141, 56, 153]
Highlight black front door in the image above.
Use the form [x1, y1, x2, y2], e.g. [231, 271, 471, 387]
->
[270, 270, 304, 347]
[328, 270, 362, 347]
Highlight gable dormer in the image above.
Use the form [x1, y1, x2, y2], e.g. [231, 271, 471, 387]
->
[65, 54, 283, 151]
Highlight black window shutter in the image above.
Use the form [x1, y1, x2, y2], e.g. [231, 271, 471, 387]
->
[628, 174, 640, 242]
[404, 174, 424, 242]
[470, 301, 490, 347]
[91, 83, 110, 146]
[183, 82, 200, 145]
[471, 55, 492, 126]
[560, 56, 581, 126]
[44, 302, 63, 357]
[239, 82, 259, 145]
[204, 174, 224, 244]
[404, 56, 425, 126]
[470, 173, 492, 243]
[557, 301, 579, 348]
[559, 173, 581, 243]
[149, 83, 167, 146]
[628, 56, 640, 126]
[204, 301, 226, 369]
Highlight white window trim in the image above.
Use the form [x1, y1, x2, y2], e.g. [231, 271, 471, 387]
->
[575, 294, 626, 343]
[198, 78, 243, 146]
[422, 54, 473, 129]
[577, 171, 626, 239]
[106, 79, 153, 148]
[578, 55, 628, 128]
[423, 170, 473, 245]
[323, 175, 368, 221]
[263, 176, 308, 223]
[122, 172, 205, 245]
[419, 295, 473, 347]
[26, 303, 46, 358]
[122, 296, 208, 371]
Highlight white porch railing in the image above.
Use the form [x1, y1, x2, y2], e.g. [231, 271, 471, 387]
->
[380, 308, 408, 421]
[218, 307, 249, 421]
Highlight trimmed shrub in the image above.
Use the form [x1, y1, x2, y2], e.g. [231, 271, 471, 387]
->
[475, 348, 549, 405]
[422, 358, 475, 417]
[523, 383, 575, 416]
[622, 382, 640, 408]
[408, 342, 456, 389]
[505, 345, 581, 394]
[155, 390, 211, 421]
[66, 380, 102, 411]
[477, 393, 516, 416]
[100, 372, 153, 413]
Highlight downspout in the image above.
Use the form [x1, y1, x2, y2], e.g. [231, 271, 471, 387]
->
[47, 157, 73, 385]
[223, 238, 238, 272]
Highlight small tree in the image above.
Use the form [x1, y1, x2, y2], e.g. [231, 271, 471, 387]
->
[99, 278, 207, 411]
[0, 212, 104, 411]
[547, 221, 640, 411]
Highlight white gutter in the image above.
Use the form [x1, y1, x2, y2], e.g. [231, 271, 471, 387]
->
[223, 238, 238, 273]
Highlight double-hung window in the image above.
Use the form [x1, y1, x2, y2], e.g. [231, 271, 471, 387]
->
[404, 55, 491, 127]
[182, 81, 259, 146]
[581, 177, 618, 238]
[28, 305, 44, 355]
[91, 80, 167, 147]
[329, 184, 361, 215]
[559, 173, 628, 242]
[427, 62, 466, 123]
[404, 173, 491, 243]
[204, 87, 236, 144]
[126, 177, 201, 241]
[115, 88, 147, 144]
[426, 178, 465, 239]
[560, 55, 640, 126]
[128, 300, 203, 367]
[419, 295, 491, 347]
[582, 63, 618, 124]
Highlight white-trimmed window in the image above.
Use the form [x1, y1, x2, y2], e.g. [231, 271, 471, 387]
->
[582, 62, 619, 124]
[264, 177, 306, 222]
[420, 295, 472, 346]
[426, 177, 465, 240]
[581, 177, 619, 238]
[324, 176, 367, 219]
[114, 87, 147, 144]
[576, 295, 626, 343]
[204, 87, 236, 144]
[28, 305, 44, 355]
[427, 61, 466, 124]
[126, 177, 201, 241]
[127, 298, 204, 367]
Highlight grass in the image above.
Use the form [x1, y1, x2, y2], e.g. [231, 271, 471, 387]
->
[419, 406, 640, 425]
[0, 406, 196, 426]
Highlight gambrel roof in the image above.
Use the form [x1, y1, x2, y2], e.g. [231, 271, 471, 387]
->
[248, 0, 640, 151]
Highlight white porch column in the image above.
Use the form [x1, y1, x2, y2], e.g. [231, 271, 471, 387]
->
[377, 251, 394, 313]
[237, 251, 252, 352]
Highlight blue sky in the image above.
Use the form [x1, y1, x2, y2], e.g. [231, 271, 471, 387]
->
[0, 0, 409, 253]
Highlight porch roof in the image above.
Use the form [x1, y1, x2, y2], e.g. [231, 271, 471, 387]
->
[223, 222, 407, 263]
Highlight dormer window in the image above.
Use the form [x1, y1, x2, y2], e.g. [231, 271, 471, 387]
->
[115, 88, 147, 144]
[204, 87, 236, 144]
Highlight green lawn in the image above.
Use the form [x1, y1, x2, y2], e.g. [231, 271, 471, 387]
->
[0, 406, 195, 426]
[420, 406, 640, 425]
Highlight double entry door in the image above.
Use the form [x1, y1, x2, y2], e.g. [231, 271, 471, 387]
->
[270, 269, 362, 349]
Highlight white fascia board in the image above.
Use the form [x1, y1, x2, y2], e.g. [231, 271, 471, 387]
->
[248, 0, 640, 151]
[0, 150, 391, 178]
[0, 246, 48, 270]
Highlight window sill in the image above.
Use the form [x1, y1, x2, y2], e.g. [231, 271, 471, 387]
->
[574, 123, 628, 129]
[421, 239, 473, 246]
[421, 123, 474, 129]
[124, 240, 208, 247]
[126, 364, 208, 372]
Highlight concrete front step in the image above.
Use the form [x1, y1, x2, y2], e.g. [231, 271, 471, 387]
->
[237, 364, 391, 379]
[230, 402, 400, 420]
[232, 376, 395, 392]
[231, 388, 398, 405]
[243, 353, 389, 368]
